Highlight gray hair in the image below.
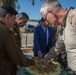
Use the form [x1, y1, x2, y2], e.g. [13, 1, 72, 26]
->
[40, 0, 62, 15]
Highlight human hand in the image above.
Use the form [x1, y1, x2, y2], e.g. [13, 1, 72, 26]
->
[38, 51, 43, 59]
[34, 59, 38, 64]
[40, 59, 47, 66]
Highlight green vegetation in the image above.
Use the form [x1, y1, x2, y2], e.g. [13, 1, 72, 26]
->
[0, 0, 45, 10]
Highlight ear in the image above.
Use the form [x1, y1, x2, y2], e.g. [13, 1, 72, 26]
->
[5, 14, 10, 20]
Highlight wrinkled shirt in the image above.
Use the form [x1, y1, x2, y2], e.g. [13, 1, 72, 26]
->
[63, 8, 76, 71]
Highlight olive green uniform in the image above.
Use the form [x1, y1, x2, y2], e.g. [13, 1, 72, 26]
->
[13, 22, 21, 50]
[0, 21, 35, 75]
[12, 22, 22, 75]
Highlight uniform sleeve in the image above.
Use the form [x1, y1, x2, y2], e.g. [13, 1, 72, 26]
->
[45, 46, 57, 60]
[45, 40, 65, 61]
[45, 31, 65, 60]
[3, 33, 35, 67]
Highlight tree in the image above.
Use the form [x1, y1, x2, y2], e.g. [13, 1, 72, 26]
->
[0, 0, 20, 10]
[28, 0, 45, 5]
[0, 0, 45, 10]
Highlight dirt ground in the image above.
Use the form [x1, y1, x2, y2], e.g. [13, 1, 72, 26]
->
[22, 49, 34, 56]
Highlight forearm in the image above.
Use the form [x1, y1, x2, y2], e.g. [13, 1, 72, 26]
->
[45, 46, 57, 61]
[4, 34, 35, 67]
[44, 46, 62, 61]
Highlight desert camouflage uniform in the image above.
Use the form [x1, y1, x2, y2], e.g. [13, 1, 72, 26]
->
[46, 7, 76, 71]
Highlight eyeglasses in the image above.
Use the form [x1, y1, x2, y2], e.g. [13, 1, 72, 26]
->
[44, 11, 50, 22]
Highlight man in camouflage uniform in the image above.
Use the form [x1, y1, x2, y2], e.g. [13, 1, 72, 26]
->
[0, 4, 37, 75]
[13, 12, 29, 50]
[40, 0, 76, 74]
[12, 12, 29, 75]
[51, 25, 67, 69]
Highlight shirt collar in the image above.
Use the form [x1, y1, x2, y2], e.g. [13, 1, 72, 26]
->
[61, 7, 74, 28]
[42, 24, 48, 30]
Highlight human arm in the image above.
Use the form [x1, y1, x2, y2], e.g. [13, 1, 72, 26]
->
[3, 32, 36, 67]
[44, 32, 65, 61]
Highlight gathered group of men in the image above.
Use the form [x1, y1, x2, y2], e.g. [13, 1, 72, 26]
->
[0, 0, 76, 75]
[0, 4, 37, 75]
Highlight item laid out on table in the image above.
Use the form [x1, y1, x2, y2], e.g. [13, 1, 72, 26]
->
[20, 56, 63, 75]
[25, 60, 61, 75]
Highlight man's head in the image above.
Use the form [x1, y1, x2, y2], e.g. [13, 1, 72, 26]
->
[40, 17, 49, 28]
[15, 12, 29, 27]
[40, 0, 65, 28]
[0, 4, 18, 28]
